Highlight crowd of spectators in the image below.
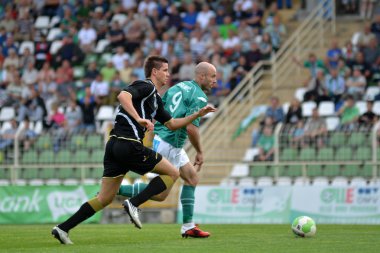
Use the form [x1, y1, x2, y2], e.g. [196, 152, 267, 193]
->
[0, 0, 291, 154]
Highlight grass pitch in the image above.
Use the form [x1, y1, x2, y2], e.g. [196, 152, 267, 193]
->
[0, 224, 379, 253]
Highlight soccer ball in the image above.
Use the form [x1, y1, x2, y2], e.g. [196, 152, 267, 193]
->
[291, 216, 317, 237]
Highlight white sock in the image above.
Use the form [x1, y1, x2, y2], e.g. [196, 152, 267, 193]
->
[182, 222, 195, 229]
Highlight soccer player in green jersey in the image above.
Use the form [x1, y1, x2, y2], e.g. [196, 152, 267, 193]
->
[118, 62, 217, 238]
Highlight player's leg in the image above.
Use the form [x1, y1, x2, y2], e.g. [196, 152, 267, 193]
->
[179, 162, 210, 238]
[53, 176, 123, 244]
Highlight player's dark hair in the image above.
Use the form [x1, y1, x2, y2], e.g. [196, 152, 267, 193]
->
[144, 56, 168, 78]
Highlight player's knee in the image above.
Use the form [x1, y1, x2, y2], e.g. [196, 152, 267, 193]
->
[169, 169, 180, 181]
[184, 175, 199, 186]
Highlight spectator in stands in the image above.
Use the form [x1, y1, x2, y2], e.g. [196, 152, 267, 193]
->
[348, 51, 371, 80]
[196, 3, 215, 31]
[0, 119, 17, 150]
[91, 7, 109, 41]
[254, 126, 275, 162]
[90, 73, 109, 105]
[0, 10, 16, 34]
[325, 68, 345, 104]
[244, 42, 262, 68]
[291, 119, 305, 148]
[119, 59, 133, 84]
[168, 56, 181, 85]
[360, 0, 376, 20]
[19, 47, 35, 70]
[216, 56, 233, 84]
[209, 72, 231, 107]
[18, 86, 47, 122]
[65, 99, 83, 135]
[264, 15, 286, 51]
[245, 1, 263, 28]
[112, 46, 130, 71]
[37, 62, 56, 83]
[265, 2, 280, 26]
[341, 0, 357, 14]
[303, 108, 327, 147]
[182, 3, 198, 35]
[34, 35, 50, 69]
[84, 61, 99, 84]
[337, 57, 351, 78]
[337, 95, 360, 131]
[138, 0, 157, 16]
[18, 118, 37, 151]
[22, 61, 38, 86]
[326, 39, 343, 69]
[230, 55, 250, 90]
[75, 87, 97, 134]
[342, 41, 357, 64]
[3, 48, 19, 69]
[78, 20, 97, 53]
[285, 98, 302, 124]
[38, 75, 57, 107]
[219, 15, 237, 40]
[55, 60, 73, 84]
[48, 102, 66, 152]
[304, 69, 329, 103]
[370, 14, 380, 45]
[346, 69, 366, 99]
[76, 0, 92, 21]
[55, 36, 84, 66]
[354, 23, 376, 48]
[363, 37, 380, 66]
[293, 53, 326, 78]
[277, 0, 292, 9]
[15, 11, 34, 42]
[4, 74, 27, 107]
[143, 31, 162, 56]
[56, 0, 76, 19]
[100, 61, 116, 83]
[148, 8, 166, 36]
[107, 20, 124, 49]
[179, 53, 196, 81]
[109, 71, 127, 105]
[265, 96, 285, 124]
[358, 100, 378, 130]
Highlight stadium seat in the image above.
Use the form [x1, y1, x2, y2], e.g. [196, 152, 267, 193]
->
[70, 135, 86, 150]
[96, 105, 115, 121]
[282, 102, 290, 114]
[40, 167, 56, 180]
[230, 163, 249, 177]
[18, 41, 35, 54]
[73, 150, 90, 163]
[250, 165, 268, 177]
[355, 101, 367, 114]
[312, 176, 329, 186]
[362, 164, 374, 177]
[38, 150, 55, 164]
[55, 150, 72, 163]
[242, 148, 259, 162]
[0, 121, 12, 134]
[335, 147, 353, 161]
[35, 135, 52, 150]
[293, 176, 311, 186]
[329, 132, 346, 147]
[111, 13, 128, 25]
[220, 177, 236, 186]
[0, 179, 10, 186]
[354, 147, 371, 161]
[237, 177, 254, 186]
[373, 101, 380, 115]
[287, 165, 303, 177]
[347, 133, 367, 147]
[280, 148, 297, 161]
[326, 117, 340, 131]
[34, 16, 50, 29]
[86, 135, 103, 149]
[331, 176, 349, 186]
[324, 165, 341, 177]
[49, 40, 63, 54]
[21, 168, 39, 180]
[307, 165, 323, 177]
[33, 121, 43, 135]
[90, 149, 104, 163]
[277, 165, 289, 177]
[299, 148, 316, 161]
[301, 101, 317, 117]
[0, 168, 10, 180]
[294, 88, 307, 102]
[0, 151, 4, 164]
[350, 177, 367, 186]
[341, 165, 358, 177]
[0, 107, 16, 122]
[49, 15, 61, 28]
[256, 176, 274, 186]
[73, 66, 85, 79]
[317, 147, 334, 161]
[21, 150, 38, 164]
[365, 87, 380, 100]
[318, 101, 335, 117]
[95, 39, 110, 53]
[276, 176, 292, 186]
[47, 28, 62, 41]
[99, 53, 112, 66]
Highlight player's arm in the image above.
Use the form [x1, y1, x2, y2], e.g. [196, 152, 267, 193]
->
[164, 105, 215, 130]
[117, 91, 154, 131]
[187, 123, 204, 171]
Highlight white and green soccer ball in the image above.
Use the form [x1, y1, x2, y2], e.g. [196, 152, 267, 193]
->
[291, 216, 317, 237]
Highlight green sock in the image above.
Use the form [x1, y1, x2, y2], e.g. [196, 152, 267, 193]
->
[181, 185, 195, 224]
[118, 183, 147, 197]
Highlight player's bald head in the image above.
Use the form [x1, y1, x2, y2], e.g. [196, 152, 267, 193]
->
[195, 62, 216, 77]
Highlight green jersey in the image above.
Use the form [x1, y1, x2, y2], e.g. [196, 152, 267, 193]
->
[154, 80, 207, 148]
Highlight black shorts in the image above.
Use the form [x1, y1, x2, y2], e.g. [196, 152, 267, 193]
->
[103, 136, 162, 178]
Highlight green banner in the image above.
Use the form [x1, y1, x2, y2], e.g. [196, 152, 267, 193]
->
[0, 185, 102, 224]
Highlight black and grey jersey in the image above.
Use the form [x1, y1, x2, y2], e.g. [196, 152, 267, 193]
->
[111, 79, 172, 140]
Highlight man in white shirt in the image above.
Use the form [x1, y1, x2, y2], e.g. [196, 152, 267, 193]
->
[112, 46, 130, 71]
[78, 20, 97, 53]
[90, 73, 109, 104]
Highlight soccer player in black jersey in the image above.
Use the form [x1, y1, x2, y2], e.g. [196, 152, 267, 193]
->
[52, 56, 216, 244]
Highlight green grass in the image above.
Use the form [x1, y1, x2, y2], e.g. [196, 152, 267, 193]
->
[0, 224, 379, 253]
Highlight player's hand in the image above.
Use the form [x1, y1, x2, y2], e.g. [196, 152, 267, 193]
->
[198, 105, 216, 117]
[137, 118, 154, 131]
[194, 152, 203, 172]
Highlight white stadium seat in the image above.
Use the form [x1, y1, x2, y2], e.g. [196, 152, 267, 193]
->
[350, 177, 367, 186]
[355, 101, 367, 115]
[276, 176, 292, 186]
[295, 88, 307, 102]
[220, 177, 236, 186]
[242, 148, 259, 162]
[35, 16, 50, 29]
[0, 107, 16, 122]
[95, 39, 110, 53]
[331, 176, 349, 187]
[318, 101, 335, 117]
[373, 101, 380, 115]
[112, 14, 128, 25]
[19, 41, 35, 54]
[282, 102, 290, 114]
[256, 176, 274, 186]
[312, 176, 328, 186]
[237, 177, 254, 186]
[365, 87, 380, 100]
[49, 40, 63, 54]
[293, 176, 311, 186]
[326, 117, 340, 131]
[230, 164, 249, 177]
[49, 16, 61, 28]
[47, 28, 62, 41]
[302, 101, 317, 117]
[96, 105, 115, 121]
